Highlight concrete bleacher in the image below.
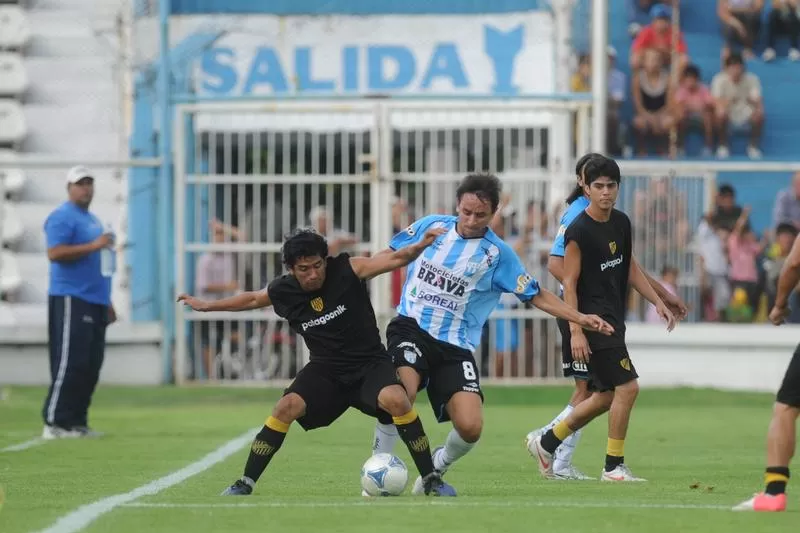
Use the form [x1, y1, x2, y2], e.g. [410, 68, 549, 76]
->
[0, 52, 28, 97]
[607, 2, 799, 234]
[0, 0, 128, 325]
[0, 5, 31, 50]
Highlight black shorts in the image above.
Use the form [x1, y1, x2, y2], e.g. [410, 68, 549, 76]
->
[557, 318, 590, 380]
[586, 346, 638, 393]
[777, 344, 800, 408]
[284, 358, 399, 431]
[386, 315, 484, 423]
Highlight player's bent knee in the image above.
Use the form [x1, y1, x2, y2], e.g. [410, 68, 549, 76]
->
[377, 385, 413, 416]
[615, 379, 640, 401]
[273, 392, 306, 422]
[448, 392, 483, 443]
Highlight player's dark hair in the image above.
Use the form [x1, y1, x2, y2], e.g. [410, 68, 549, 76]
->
[726, 52, 744, 67]
[566, 153, 605, 204]
[282, 229, 328, 268]
[456, 173, 502, 212]
[583, 157, 622, 186]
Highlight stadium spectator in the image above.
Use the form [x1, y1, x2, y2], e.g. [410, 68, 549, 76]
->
[763, 223, 800, 313]
[570, 53, 591, 93]
[390, 197, 410, 307]
[727, 206, 767, 319]
[570, 50, 627, 156]
[194, 219, 240, 377]
[607, 46, 628, 156]
[307, 205, 357, 255]
[675, 64, 715, 157]
[632, 49, 674, 155]
[628, 0, 681, 38]
[763, 0, 800, 61]
[646, 266, 679, 323]
[695, 212, 731, 322]
[718, 0, 764, 62]
[772, 172, 800, 229]
[630, 3, 689, 72]
[711, 183, 744, 231]
[42, 166, 116, 439]
[711, 52, 764, 159]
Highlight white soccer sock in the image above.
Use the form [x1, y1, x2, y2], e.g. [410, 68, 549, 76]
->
[372, 422, 399, 455]
[542, 404, 574, 432]
[434, 428, 476, 470]
[553, 429, 582, 472]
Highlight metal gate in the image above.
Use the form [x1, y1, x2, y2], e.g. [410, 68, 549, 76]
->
[172, 97, 601, 385]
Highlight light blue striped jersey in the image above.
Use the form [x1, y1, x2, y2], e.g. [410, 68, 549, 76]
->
[550, 196, 590, 258]
[389, 214, 541, 351]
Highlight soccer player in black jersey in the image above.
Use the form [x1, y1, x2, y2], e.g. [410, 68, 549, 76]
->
[178, 228, 457, 497]
[734, 232, 800, 512]
[525, 153, 689, 480]
[530, 156, 676, 482]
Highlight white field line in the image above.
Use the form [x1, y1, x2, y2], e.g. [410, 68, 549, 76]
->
[29, 428, 258, 533]
[122, 500, 733, 511]
[1, 437, 48, 453]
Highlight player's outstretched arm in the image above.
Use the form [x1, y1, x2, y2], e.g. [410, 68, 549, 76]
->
[633, 255, 688, 320]
[629, 261, 676, 331]
[349, 228, 446, 280]
[176, 289, 271, 312]
[769, 233, 800, 325]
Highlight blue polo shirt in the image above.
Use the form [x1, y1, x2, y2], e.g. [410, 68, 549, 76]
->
[44, 202, 111, 306]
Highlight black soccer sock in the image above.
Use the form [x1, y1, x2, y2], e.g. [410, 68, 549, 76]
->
[242, 416, 290, 483]
[764, 466, 790, 496]
[541, 421, 573, 454]
[393, 409, 435, 478]
[604, 438, 625, 472]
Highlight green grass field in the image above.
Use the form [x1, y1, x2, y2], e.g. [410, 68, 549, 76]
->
[0, 385, 796, 533]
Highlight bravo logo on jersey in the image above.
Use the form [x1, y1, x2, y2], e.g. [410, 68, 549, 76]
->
[415, 260, 467, 297]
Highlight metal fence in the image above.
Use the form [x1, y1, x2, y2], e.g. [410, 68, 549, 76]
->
[173, 98, 592, 384]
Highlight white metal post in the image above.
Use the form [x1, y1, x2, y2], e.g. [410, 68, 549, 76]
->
[548, 0, 576, 207]
[591, 0, 609, 153]
[173, 105, 187, 386]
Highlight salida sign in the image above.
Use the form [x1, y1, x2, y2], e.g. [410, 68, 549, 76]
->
[194, 14, 554, 96]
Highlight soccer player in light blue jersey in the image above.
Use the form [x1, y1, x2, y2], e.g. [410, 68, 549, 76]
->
[367, 173, 615, 494]
[525, 153, 689, 480]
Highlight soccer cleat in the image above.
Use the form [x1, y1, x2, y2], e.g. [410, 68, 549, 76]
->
[41, 425, 81, 440]
[526, 435, 554, 479]
[431, 446, 452, 474]
[732, 493, 787, 512]
[421, 472, 457, 497]
[221, 479, 253, 496]
[554, 464, 594, 480]
[600, 464, 646, 482]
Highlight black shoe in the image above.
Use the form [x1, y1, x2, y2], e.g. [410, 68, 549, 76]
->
[221, 479, 253, 496]
[422, 472, 457, 497]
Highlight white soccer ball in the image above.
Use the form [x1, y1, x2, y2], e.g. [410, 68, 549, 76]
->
[360, 453, 409, 496]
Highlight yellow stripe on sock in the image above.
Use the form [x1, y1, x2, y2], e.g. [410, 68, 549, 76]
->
[553, 420, 574, 441]
[765, 472, 790, 484]
[607, 438, 625, 457]
[265, 416, 290, 433]
[392, 409, 419, 426]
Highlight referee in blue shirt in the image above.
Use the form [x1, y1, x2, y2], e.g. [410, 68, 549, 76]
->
[41, 166, 116, 439]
